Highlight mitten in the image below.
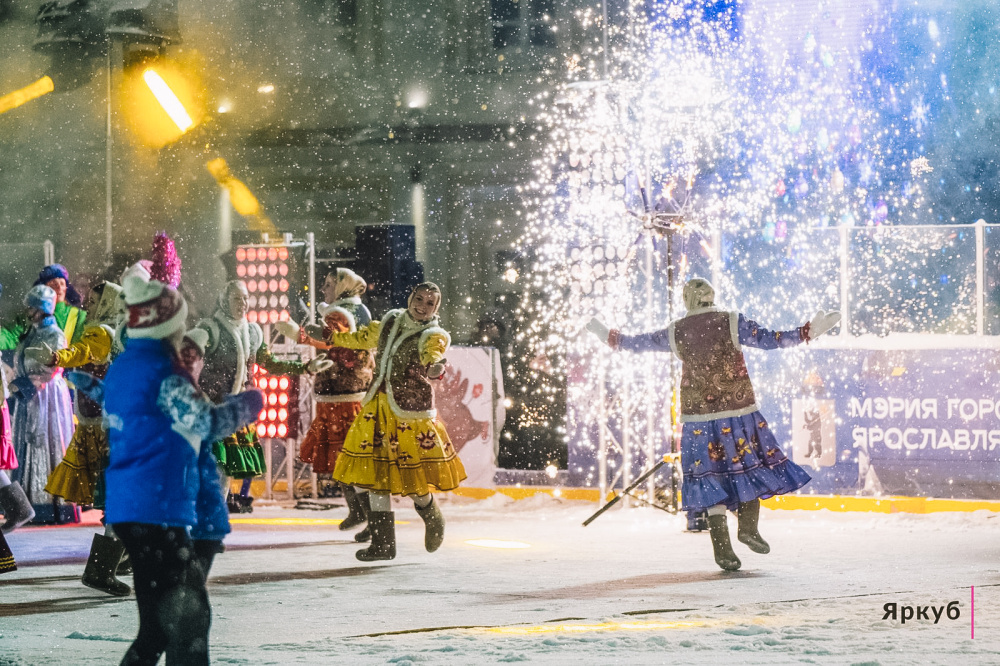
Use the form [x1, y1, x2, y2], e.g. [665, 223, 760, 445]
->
[207, 390, 266, 442]
[807, 310, 841, 341]
[9, 375, 39, 402]
[585, 317, 611, 344]
[66, 371, 103, 403]
[427, 362, 446, 379]
[303, 324, 324, 339]
[274, 320, 300, 342]
[306, 354, 334, 374]
[231, 390, 265, 427]
[24, 342, 55, 366]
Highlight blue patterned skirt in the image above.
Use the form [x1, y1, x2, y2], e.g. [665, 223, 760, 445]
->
[681, 411, 810, 512]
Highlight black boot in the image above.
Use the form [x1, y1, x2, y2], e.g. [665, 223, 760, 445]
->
[415, 496, 445, 553]
[81, 534, 131, 596]
[356, 511, 395, 561]
[339, 485, 369, 531]
[0, 482, 36, 534]
[354, 524, 371, 543]
[707, 514, 742, 571]
[116, 549, 132, 576]
[737, 499, 770, 554]
[193, 539, 225, 576]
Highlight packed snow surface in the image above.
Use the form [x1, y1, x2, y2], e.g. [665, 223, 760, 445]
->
[2, 494, 997, 665]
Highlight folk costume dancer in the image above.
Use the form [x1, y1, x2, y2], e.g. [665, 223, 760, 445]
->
[587, 278, 840, 571]
[330, 282, 467, 561]
[0, 286, 73, 525]
[280, 268, 375, 537]
[0, 280, 34, 533]
[197, 280, 331, 513]
[100, 274, 263, 665]
[34, 281, 133, 595]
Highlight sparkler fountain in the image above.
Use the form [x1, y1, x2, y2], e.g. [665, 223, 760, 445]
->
[514, 1, 937, 505]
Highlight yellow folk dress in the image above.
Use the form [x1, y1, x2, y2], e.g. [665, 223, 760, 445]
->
[45, 325, 114, 505]
[331, 312, 466, 496]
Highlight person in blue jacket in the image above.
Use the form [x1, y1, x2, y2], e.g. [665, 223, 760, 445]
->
[94, 274, 262, 665]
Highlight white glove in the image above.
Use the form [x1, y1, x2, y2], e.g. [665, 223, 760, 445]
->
[25, 342, 56, 366]
[274, 320, 300, 342]
[584, 317, 611, 345]
[808, 310, 841, 340]
[303, 324, 324, 339]
[306, 353, 333, 374]
[427, 363, 446, 379]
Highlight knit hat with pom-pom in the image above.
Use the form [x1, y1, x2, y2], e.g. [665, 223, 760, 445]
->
[122, 275, 187, 340]
[24, 285, 57, 315]
[149, 232, 182, 288]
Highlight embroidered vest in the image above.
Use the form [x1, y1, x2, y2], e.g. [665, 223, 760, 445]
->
[670, 310, 757, 421]
[368, 310, 442, 418]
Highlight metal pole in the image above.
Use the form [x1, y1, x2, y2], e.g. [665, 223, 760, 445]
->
[976, 219, 985, 336]
[307, 232, 316, 325]
[645, 234, 656, 503]
[105, 50, 113, 261]
[839, 224, 850, 337]
[597, 364, 608, 504]
[218, 189, 232, 254]
[600, 0, 610, 79]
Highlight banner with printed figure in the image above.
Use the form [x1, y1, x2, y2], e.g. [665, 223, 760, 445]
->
[432, 346, 505, 488]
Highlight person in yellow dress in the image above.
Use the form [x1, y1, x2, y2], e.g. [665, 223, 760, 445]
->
[331, 282, 466, 561]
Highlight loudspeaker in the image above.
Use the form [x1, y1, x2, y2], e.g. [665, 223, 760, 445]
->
[354, 224, 424, 316]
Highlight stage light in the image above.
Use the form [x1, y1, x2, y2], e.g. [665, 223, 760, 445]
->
[143, 69, 192, 131]
[205, 157, 276, 234]
[277, 424, 288, 437]
[0, 76, 55, 116]
[278, 377, 289, 390]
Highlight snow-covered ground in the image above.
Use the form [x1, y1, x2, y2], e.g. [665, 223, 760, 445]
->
[2, 494, 998, 665]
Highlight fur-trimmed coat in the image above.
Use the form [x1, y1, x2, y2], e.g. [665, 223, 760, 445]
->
[329, 309, 450, 419]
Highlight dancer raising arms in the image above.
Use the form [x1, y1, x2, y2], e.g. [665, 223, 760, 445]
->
[330, 282, 466, 561]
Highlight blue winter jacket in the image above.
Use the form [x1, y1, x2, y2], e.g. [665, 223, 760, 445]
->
[192, 443, 230, 541]
[104, 338, 198, 527]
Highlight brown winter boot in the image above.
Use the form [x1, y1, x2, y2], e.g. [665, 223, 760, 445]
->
[81, 534, 131, 596]
[356, 511, 395, 562]
[707, 514, 742, 572]
[737, 499, 770, 554]
[415, 496, 445, 553]
[0, 481, 35, 534]
[340, 485, 369, 531]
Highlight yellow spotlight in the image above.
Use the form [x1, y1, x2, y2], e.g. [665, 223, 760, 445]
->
[206, 157, 277, 234]
[0, 76, 55, 116]
[143, 70, 193, 132]
[121, 59, 205, 148]
[464, 539, 531, 549]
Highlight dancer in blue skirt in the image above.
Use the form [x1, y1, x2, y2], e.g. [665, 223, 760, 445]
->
[587, 278, 840, 571]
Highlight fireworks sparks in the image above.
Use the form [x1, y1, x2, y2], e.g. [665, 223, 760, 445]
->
[514, 2, 945, 489]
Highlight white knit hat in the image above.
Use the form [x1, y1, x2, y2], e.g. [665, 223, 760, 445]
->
[123, 275, 188, 339]
[183, 328, 210, 356]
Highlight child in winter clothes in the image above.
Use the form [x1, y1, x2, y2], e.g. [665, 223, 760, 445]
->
[98, 275, 262, 664]
[587, 278, 840, 571]
[330, 282, 466, 561]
